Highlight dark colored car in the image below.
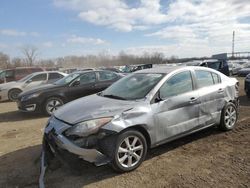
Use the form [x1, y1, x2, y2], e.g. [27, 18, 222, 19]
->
[0, 67, 44, 84]
[17, 70, 123, 115]
[200, 59, 230, 76]
[238, 63, 250, 77]
[245, 74, 250, 98]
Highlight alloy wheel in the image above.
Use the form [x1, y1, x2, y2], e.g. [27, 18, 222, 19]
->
[117, 136, 144, 168]
[224, 105, 237, 128]
[46, 99, 63, 115]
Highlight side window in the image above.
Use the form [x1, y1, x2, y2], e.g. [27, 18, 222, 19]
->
[5, 70, 14, 78]
[29, 74, 47, 82]
[77, 72, 96, 85]
[207, 61, 220, 70]
[211, 73, 221, 84]
[48, 73, 64, 80]
[160, 71, 193, 98]
[98, 71, 117, 81]
[195, 70, 214, 88]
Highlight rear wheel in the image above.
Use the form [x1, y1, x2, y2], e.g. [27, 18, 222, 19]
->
[44, 97, 64, 116]
[219, 102, 237, 131]
[8, 89, 22, 101]
[111, 130, 147, 172]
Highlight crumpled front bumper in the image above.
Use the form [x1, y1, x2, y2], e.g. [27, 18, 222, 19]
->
[39, 117, 112, 188]
[44, 131, 110, 165]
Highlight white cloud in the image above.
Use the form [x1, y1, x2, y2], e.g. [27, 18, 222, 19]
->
[54, 0, 167, 32]
[0, 29, 26, 36]
[0, 43, 8, 49]
[0, 29, 40, 37]
[53, 0, 250, 57]
[67, 35, 107, 45]
[42, 41, 53, 48]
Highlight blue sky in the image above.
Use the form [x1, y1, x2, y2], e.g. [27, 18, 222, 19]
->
[0, 0, 250, 59]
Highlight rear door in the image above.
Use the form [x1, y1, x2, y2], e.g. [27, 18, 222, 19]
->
[65, 72, 98, 101]
[194, 70, 225, 126]
[152, 70, 200, 143]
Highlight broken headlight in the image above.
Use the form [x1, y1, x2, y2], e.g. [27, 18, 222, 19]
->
[65, 117, 112, 137]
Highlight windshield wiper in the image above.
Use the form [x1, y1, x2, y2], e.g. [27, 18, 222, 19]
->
[102, 94, 126, 100]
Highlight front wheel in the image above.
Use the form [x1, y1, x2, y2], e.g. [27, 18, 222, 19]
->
[8, 89, 22, 101]
[219, 102, 238, 131]
[44, 97, 64, 116]
[111, 130, 147, 172]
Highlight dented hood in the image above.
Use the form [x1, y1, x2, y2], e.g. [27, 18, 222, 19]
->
[54, 94, 141, 124]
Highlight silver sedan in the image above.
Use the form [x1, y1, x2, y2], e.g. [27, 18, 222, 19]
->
[0, 71, 67, 101]
[42, 66, 239, 175]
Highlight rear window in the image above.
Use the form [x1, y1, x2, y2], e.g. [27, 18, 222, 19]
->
[195, 70, 214, 88]
[211, 73, 221, 84]
[48, 73, 64, 80]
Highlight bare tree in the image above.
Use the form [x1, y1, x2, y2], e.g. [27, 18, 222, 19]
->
[0, 52, 10, 69]
[11, 57, 23, 67]
[21, 46, 39, 66]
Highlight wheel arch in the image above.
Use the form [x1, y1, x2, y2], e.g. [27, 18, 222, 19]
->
[119, 124, 152, 149]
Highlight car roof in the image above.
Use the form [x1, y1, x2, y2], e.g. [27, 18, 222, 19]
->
[30, 71, 66, 76]
[135, 66, 220, 74]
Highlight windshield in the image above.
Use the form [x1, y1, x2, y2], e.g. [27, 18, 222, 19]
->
[54, 73, 80, 85]
[101, 73, 164, 100]
[17, 74, 35, 82]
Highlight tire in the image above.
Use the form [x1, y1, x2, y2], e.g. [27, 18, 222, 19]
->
[110, 130, 147, 172]
[8, 89, 22, 101]
[219, 102, 238, 131]
[44, 97, 64, 116]
[229, 71, 233, 76]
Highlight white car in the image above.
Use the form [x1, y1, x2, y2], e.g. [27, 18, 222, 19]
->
[0, 71, 68, 101]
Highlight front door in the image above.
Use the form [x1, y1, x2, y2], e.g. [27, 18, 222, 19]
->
[152, 71, 200, 143]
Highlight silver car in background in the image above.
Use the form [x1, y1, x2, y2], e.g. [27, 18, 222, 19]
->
[0, 71, 67, 101]
[42, 66, 239, 176]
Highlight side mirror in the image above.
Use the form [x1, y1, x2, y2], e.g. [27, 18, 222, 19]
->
[71, 80, 80, 87]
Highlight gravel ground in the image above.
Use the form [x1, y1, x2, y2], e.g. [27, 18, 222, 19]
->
[0, 77, 249, 188]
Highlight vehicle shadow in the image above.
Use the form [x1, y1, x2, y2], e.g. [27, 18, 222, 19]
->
[0, 126, 223, 188]
[0, 111, 46, 123]
[239, 95, 250, 107]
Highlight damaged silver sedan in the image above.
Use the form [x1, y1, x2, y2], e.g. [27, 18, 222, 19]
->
[41, 66, 239, 180]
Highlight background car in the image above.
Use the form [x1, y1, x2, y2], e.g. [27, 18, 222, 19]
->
[245, 73, 250, 98]
[200, 59, 230, 76]
[41, 66, 239, 174]
[0, 71, 67, 102]
[0, 67, 45, 84]
[17, 70, 123, 115]
[228, 62, 242, 76]
[238, 63, 250, 77]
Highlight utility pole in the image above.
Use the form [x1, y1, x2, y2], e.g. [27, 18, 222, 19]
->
[232, 31, 235, 59]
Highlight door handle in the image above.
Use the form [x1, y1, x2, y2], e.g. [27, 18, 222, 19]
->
[218, 88, 224, 93]
[189, 97, 198, 103]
